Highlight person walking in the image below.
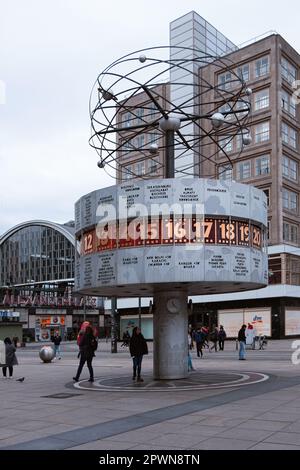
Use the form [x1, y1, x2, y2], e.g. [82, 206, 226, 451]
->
[194, 328, 204, 358]
[129, 327, 148, 382]
[238, 324, 247, 360]
[73, 325, 97, 382]
[52, 331, 62, 359]
[209, 327, 219, 352]
[187, 335, 195, 371]
[218, 325, 227, 351]
[2, 337, 18, 379]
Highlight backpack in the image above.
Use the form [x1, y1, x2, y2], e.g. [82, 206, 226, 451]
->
[91, 338, 98, 351]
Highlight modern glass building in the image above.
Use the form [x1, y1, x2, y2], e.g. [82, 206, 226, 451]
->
[0, 220, 75, 286]
[0, 221, 105, 341]
[170, 11, 237, 177]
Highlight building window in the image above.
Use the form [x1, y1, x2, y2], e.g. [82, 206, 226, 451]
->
[255, 56, 270, 78]
[281, 89, 297, 117]
[262, 188, 270, 206]
[136, 108, 144, 123]
[282, 122, 297, 148]
[255, 155, 270, 176]
[283, 222, 298, 244]
[148, 133, 159, 144]
[254, 122, 270, 143]
[135, 161, 145, 176]
[283, 188, 298, 213]
[282, 155, 298, 181]
[238, 161, 251, 180]
[237, 64, 250, 82]
[148, 159, 159, 174]
[219, 137, 233, 153]
[122, 112, 134, 128]
[136, 134, 145, 149]
[218, 72, 232, 91]
[123, 165, 133, 180]
[281, 57, 297, 85]
[254, 89, 269, 111]
[218, 164, 233, 180]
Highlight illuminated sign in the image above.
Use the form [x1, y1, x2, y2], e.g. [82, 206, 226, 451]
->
[80, 216, 263, 255]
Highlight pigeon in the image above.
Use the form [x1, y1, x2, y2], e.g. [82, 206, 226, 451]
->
[16, 377, 25, 382]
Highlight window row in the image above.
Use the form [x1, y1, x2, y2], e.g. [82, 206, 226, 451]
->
[218, 56, 270, 90]
[122, 158, 161, 180]
[218, 121, 270, 155]
[120, 133, 160, 154]
[119, 105, 159, 128]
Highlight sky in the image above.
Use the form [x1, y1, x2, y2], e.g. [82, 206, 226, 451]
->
[1, 0, 300, 235]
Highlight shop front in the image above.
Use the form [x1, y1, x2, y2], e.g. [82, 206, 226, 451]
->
[35, 312, 66, 342]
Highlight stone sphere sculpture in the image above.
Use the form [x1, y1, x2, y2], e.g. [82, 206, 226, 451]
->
[39, 346, 55, 363]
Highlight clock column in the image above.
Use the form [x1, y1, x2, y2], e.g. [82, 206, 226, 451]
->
[153, 290, 188, 379]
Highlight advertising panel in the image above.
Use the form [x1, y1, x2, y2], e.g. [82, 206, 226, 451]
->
[218, 308, 271, 338]
[285, 310, 300, 336]
[244, 309, 271, 336]
[218, 311, 243, 338]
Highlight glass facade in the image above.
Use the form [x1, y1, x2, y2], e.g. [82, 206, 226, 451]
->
[170, 11, 237, 177]
[0, 224, 75, 286]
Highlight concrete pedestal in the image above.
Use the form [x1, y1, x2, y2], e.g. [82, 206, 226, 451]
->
[153, 291, 188, 380]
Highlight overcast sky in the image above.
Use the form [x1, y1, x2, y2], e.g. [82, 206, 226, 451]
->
[1, 0, 300, 235]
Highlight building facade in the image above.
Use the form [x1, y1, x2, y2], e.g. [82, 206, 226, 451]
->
[112, 16, 300, 339]
[0, 221, 105, 341]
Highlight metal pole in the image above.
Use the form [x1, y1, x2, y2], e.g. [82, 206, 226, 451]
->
[165, 130, 175, 178]
[138, 297, 142, 329]
[83, 295, 86, 322]
[111, 297, 118, 353]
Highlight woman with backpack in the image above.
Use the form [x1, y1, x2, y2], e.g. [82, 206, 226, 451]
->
[73, 325, 97, 383]
[129, 327, 148, 382]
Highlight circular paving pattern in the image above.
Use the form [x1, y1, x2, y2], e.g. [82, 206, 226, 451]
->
[73, 370, 269, 392]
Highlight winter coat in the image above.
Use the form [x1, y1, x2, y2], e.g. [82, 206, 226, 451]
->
[52, 336, 61, 346]
[79, 332, 96, 359]
[4, 344, 18, 367]
[238, 328, 246, 342]
[218, 329, 227, 340]
[129, 334, 148, 357]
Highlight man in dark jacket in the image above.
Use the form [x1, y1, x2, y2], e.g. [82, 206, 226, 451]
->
[129, 327, 148, 382]
[2, 337, 18, 378]
[238, 324, 247, 360]
[52, 332, 62, 359]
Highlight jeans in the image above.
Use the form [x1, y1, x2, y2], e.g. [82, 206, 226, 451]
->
[239, 341, 246, 359]
[2, 366, 13, 377]
[188, 353, 194, 371]
[132, 355, 143, 378]
[219, 340, 225, 351]
[75, 355, 94, 380]
[54, 345, 61, 357]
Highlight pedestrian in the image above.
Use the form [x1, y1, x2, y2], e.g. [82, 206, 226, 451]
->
[129, 327, 148, 382]
[218, 325, 227, 351]
[73, 325, 98, 382]
[209, 327, 219, 352]
[194, 328, 204, 358]
[201, 327, 210, 349]
[238, 324, 247, 360]
[52, 331, 62, 359]
[188, 335, 195, 371]
[121, 330, 130, 347]
[2, 337, 18, 379]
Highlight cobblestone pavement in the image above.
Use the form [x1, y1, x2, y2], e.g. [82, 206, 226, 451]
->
[0, 339, 300, 450]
